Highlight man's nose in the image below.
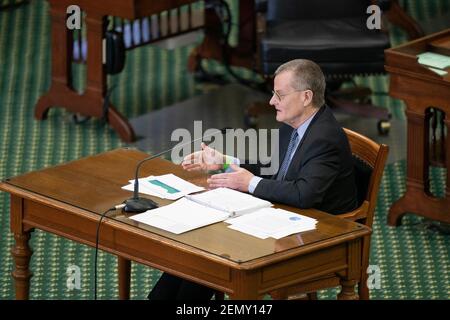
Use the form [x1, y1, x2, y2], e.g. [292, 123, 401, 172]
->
[269, 95, 277, 106]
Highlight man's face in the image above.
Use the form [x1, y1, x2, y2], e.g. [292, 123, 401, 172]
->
[270, 71, 310, 127]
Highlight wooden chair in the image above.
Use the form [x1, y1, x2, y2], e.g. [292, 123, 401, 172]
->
[269, 128, 389, 300]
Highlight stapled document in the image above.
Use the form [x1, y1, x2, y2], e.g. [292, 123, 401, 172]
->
[122, 173, 205, 200]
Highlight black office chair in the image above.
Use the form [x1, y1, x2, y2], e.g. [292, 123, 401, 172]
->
[246, 0, 423, 135]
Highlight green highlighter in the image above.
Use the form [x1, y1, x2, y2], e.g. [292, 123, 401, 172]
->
[149, 179, 180, 194]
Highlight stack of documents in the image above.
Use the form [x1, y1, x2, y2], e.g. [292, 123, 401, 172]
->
[417, 52, 450, 76]
[129, 187, 317, 238]
[226, 208, 318, 239]
[130, 197, 230, 234]
[122, 174, 204, 200]
[129, 188, 272, 234]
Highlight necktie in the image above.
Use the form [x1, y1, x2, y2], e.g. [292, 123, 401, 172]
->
[276, 130, 299, 180]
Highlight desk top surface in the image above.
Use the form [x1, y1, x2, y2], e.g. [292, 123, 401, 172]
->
[385, 28, 450, 83]
[1, 148, 368, 266]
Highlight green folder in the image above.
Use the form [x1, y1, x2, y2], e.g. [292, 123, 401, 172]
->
[148, 179, 180, 194]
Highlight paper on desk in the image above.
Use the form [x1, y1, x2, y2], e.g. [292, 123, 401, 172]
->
[226, 208, 317, 239]
[227, 224, 269, 239]
[428, 67, 448, 76]
[129, 197, 229, 234]
[417, 52, 450, 70]
[122, 174, 205, 200]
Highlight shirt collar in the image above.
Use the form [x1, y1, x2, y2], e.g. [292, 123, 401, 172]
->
[295, 110, 317, 138]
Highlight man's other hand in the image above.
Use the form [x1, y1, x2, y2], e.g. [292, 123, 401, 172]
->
[207, 164, 254, 192]
[181, 142, 224, 172]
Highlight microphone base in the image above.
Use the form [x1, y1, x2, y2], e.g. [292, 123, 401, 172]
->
[123, 197, 158, 213]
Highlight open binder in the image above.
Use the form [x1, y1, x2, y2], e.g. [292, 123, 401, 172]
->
[129, 188, 272, 234]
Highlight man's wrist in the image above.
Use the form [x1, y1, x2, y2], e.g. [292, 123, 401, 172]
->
[248, 176, 263, 194]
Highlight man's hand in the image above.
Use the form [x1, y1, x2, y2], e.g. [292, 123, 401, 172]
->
[207, 164, 254, 192]
[181, 142, 224, 172]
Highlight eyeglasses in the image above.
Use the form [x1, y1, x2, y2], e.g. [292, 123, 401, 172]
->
[271, 89, 310, 102]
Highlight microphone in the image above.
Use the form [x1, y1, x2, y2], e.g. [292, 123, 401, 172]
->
[123, 127, 230, 213]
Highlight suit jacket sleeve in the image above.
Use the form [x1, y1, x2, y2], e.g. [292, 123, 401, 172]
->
[252, 137, 341, 208]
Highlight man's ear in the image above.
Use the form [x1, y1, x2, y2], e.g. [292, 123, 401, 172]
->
[303, 89, 314, 106]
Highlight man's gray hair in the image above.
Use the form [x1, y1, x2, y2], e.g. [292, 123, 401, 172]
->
[275, 59, 326, 108]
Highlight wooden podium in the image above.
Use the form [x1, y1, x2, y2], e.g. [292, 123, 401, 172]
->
[36, 0, 200, 143]
[385, 29, 450, 226]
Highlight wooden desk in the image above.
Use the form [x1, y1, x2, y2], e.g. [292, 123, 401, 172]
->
[0, 148, 369, 300]
[385, 29, 450, 226]
[36, 0, 199, 143]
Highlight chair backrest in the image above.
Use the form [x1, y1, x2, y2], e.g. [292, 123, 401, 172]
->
[342, 128, 389, 228]
[266, 0, 371, 21]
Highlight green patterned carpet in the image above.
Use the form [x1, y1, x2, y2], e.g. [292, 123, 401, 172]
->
[0, 0, 449, 299]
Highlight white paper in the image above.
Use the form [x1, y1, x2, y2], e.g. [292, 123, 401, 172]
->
[226, 208, 317, 239]
[417, 52, 450, 70]
[428, 67, 448, 76]
[129, 198, 230, 234]
[228, 224, 269, 239]
[124, 174, 205, 200]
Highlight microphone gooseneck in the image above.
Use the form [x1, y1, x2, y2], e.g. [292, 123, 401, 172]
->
[124, 128, 230, 213]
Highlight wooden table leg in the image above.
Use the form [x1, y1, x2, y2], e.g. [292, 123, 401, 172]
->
[228, 270, 260, 300]
[337, 239, 361, 300]
[10, 195, 33, 300]
[11, 233, 33, 300]
[118, 257, 131, 300]
[337, 279, 359, 300]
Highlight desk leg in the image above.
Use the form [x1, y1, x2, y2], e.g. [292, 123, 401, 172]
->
[11, 233, 33, 300]
[118, 257, 131, 300]
[228, 270, 260, 300]
[337, 240, 360, 300]
[10, 195, 33, 300]
[337, 279, 358, 300]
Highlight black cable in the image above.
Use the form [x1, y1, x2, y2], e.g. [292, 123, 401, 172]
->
[94, 205, 124, 300]
[102, 84, 117, 123]
[199, 0, 266, 91]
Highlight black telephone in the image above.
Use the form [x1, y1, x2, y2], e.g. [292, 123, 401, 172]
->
[105, 30, 126, 75]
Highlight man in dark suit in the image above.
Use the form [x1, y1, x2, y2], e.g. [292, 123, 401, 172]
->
[148, 59, 357, 300]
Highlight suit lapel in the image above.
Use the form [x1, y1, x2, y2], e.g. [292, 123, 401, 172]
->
[283, 105, 326, 178]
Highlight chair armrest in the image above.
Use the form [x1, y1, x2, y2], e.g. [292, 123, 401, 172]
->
[338, 201, 370, 222]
